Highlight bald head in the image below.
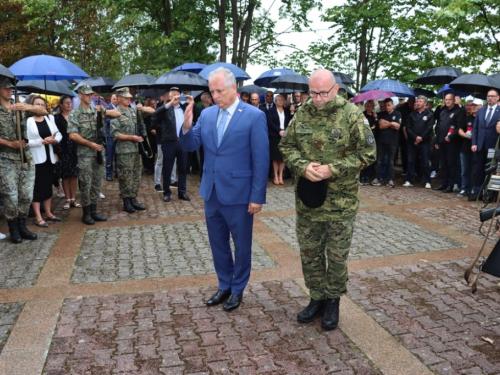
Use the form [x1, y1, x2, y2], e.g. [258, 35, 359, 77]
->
[308, 69, 338, 109]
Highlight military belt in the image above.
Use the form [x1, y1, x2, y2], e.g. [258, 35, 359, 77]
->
[0, 146, 20, 154]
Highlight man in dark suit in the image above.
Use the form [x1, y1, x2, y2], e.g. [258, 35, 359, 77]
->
[259, 91, 274, 112]
[180, 68, 269, 311]
[471, 89, 500, 199]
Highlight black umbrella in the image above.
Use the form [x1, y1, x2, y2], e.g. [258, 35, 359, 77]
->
[149, 71, 208, 91]
[75, 77, 117, 93]
[449, 74, 500, 95]
[238, 84, 268, 96]
[332, 71, 355, 85]
[338, 82, 355, 98]
[413, 88, 436, 98]
[269, 74, 309, 92]
[113, 73, 156, 90]
[0, 63, 17, 85]
[414, 67, 463, 85]
[16, 80, 75, 97]
[488, 73, 500, 81]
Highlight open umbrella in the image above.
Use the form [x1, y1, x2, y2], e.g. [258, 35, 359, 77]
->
[76, 77, 116, 93]
[238, 84, 268, 96]
[172, 63, 207, 74]
[414, 67, 462, 85]
[16, 80, 75, 97]
[269, 74, 309, 92]
[0, 63, 18, 85]
[413, 88, 436, 98]
[437, 84, 472, 98]
[10, 55, 89, 81]
[449, 74, 500, 95]
[338, 82, 355, 99]
[149, 71, 208, 91]
[113, 74, 156, 89]
[254, 69, 295, 87]
[361, 79, 414, 97]
[332, 71, 355, 85]
[199, 62, 251, 82]
[351, 90, 395, 103]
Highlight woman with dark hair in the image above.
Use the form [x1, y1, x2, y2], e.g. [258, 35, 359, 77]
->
[266, 94, 291, 185]
[27, 96, 63, 227]
[54, 95, 80, 210]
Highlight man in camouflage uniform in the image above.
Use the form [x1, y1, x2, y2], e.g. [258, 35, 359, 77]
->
[279, 69, 376, 330]
[110, 87, 154, 213]
[68, 85, 120, 225]
[0, 77, 46, 243]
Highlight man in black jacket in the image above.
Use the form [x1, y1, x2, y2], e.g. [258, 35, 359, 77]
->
[403, 95, 434, 188]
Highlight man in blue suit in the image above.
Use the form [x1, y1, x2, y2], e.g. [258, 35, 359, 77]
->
[471, 89, 500, 200]
[180, 67, 269, 311]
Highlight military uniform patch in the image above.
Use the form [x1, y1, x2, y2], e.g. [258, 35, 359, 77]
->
[331, 129, 342, 138]
[363, 118, 369, 125]
[366, 133, 375, 146]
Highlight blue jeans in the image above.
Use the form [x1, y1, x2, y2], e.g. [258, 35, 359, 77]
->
[460, 151, 473, 192]
[407, 141, 430, 184]
[375, 143, 397, 181]
[105, 137, 117, 177]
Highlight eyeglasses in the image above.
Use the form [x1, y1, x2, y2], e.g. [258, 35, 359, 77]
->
[309, 85, 335, 98]
[487, 95, 499, 98]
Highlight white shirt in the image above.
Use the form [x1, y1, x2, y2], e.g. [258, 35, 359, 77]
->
[216, 98, 240, 136]
[173, 105, 184, 137]
[485, 104, 498, 121]
[278, 109, 285, 130]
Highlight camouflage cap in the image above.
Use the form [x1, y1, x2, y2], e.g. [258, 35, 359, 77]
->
[0, 77, 15, 89]
[115, 87, 133, 98]
[78, 84, 93, 95]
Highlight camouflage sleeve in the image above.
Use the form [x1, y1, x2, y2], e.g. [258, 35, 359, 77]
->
[278, 114, 310, 178]
[67, 110, 79, 134]
[326, 107, 376, 179]
[110, 117, 121, 141]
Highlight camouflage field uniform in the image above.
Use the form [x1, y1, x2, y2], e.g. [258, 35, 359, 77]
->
[0, 104, 35, 220]
[279, 96, 376, 300]
[67, 106, 104, 206]
[110, 107, 145, 199]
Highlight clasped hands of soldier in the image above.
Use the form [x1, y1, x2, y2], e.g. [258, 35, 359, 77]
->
[305, 163, 332, 182]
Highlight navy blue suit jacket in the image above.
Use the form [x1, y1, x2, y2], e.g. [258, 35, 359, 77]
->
[266, 107, 291, 137]
[472, 105, 500, 151]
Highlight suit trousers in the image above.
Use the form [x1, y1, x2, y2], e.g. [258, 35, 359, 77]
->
[438, 141, 460, 187]
[204, 186, 254, 295]
[161, 140, 187, 196]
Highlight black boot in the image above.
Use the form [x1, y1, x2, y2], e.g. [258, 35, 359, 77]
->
[90, 204, 107, 221]
[321, 298, 340, 330]
[82, 206, 95, 225]
[17, 218, 37, 240]
[130, 197, 146, 210]
[123, 198, 135, 213]
[297, 299, 326, 323]
[7, 220, 22, 244]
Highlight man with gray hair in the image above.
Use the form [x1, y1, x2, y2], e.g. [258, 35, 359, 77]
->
[181, 68, 269, 312]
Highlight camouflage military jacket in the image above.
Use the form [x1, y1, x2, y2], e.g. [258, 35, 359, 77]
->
[0, 104, 32, 161]
[279, 96, 376, 221]
[110, 107, 145, 154]
[67, 106, 101, 158]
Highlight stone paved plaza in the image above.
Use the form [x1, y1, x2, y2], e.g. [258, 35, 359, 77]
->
[0, 173, 499, 375]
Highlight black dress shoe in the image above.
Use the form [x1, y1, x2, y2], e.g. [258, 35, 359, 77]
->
[469, 193, 477, 202]
[223, 294, 242, 311]
[206, 289, 231, 306]
[321, 298, 340, 330]
[433, 185, 446, 191]
[297, 299, 326, 323]
[443, 186, 453, 193]
[123, 198, 135, 213]
[163, 194, 171, 202]
[106, 176, 113, 182]
[178, 193, 191, 201]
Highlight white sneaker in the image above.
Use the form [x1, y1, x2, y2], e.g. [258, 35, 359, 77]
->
[99, 192, 105, 199]
[402, 181, 413, 187]
[430, 171, 437, 179]
[0, 232, 6, 240]
[425, 183, 431, 189]
[453, 184, 460, 192]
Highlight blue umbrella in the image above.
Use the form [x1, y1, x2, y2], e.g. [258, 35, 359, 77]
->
[437, 84, 472, 98]
[172, 62, 207, 74]
[361, 79, 414, 97]
[254, 68, 295, 87]
[199, 62, 251, 82]
[10, 54, 90, 81]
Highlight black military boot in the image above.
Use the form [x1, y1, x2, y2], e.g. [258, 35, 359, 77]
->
[321, 298, 340, 330]
[130, 197, 146, 210]
[7, 220, 22, 244]
[90, 204, 107, 221]
[17, 217, 37, 240]
[123, 198, 135, 213]
[82, 206, 95, 225]
[297, 299, 326, 323]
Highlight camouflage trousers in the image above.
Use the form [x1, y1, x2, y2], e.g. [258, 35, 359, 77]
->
[78, 155, 105, 206]
[0, 157, 35, 220]
[296, 214, 355, 300]
[117, 152, 141, 199]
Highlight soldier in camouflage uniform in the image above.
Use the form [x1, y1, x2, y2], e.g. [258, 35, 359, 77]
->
[0, 77, 46, 243]
[279, 69, 376, 330]
[110, 87, 154, 213]
[68, 85, 120, 225]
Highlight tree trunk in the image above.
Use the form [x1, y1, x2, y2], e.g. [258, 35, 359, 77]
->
[215, 0, 227, 62]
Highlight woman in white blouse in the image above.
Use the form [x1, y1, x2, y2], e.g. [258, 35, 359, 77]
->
[27, 96, 63, 227]
[266, 94, 291, 185]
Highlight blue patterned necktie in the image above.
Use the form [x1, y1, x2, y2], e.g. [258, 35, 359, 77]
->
[217, 109, 228, 146]
[486, 107, 493, 125]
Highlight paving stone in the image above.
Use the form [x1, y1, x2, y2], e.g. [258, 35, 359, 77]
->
[261, 211, 466, 259]
[0, 302, 24, 355]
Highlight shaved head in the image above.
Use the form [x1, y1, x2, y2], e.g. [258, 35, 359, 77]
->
[308, 69, 338, 109]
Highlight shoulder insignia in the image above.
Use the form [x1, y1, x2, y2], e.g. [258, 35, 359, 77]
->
[363, 118, 369, 125]
[366, 133, 375, 146]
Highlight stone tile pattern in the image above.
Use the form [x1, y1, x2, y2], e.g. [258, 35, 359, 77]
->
[360, 184, 464, 205]
[261, 212, 466, 259]
[348, 259, 500, 375]
[71, 222, 276, 284]
[406, 204, 498, 244]
[44, 281, 382, 374]
[262, 186, 296, 212]
[0, 231, 59, 289]
[0, 303, 24, 355]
